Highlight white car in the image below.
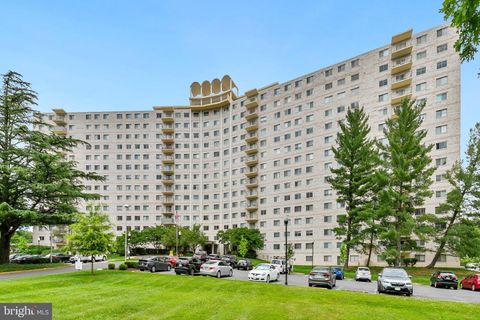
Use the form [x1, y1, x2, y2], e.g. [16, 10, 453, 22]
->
[271, 258, 292, 274]
[248, 263, 279, 283]
[355, 267, 372, 282]
[199, 260, 233, 278]
[69, 254, 107, 263]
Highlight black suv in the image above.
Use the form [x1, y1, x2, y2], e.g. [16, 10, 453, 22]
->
[222, 255, 238, 268]
[175, 257, 203, 275]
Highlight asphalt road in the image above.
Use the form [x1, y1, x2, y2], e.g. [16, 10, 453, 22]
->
[1, 262, 479, 304]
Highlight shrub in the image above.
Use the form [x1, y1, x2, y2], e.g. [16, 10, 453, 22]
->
[118, 264, 127, 270]
[125, 261, 139, 269]
[108, 263, 115, 270]
[402, 258, 418, 267]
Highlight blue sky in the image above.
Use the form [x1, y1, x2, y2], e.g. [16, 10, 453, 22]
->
[0, 0, 478, 150]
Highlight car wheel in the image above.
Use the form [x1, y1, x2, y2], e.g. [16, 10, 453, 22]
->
[216, 271, 221, 278]
[308, 283, 312, 287]
[454, 286, 458, 290]
[150, 266, 156, 273]
[406, 293, 411, 297]
[328, 284, 333, 290]
[266, 275, 270, 283]
[229, 270, 233, 277]
[472, 285, 476, 291]
[175, 272, 180, 275]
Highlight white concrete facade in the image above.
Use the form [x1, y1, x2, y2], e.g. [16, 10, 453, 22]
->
[35, 24, 460, 267]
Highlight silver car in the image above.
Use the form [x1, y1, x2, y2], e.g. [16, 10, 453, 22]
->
[355, 267, 372, 282]
[199, 260, 233, 278]
[377, 267, 413, 296]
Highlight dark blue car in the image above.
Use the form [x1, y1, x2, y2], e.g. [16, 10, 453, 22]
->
[332, 266, 344, 280]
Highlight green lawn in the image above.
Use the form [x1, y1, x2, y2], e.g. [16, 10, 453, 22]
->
[0, 263, 67, 273]
[1, 271, 479, 320]
[291, 265, 473, 286]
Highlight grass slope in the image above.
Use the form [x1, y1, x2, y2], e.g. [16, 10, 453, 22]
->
[1, 271, 479, 320]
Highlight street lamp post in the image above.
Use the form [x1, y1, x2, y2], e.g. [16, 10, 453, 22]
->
[123, 204, 130, 262]
[49, 226, 53, 263]
[311, 241, 314, 269]
[284, 217, 289, 286]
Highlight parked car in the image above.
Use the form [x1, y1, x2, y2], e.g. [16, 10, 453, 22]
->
[236, 259, 253, 270]
[222, 255, 238, 268]
[207, 254, 221, 261]
[248, 263, 279, 283]
[193, 251, 208, 262]
[9, 253, 27, 262]
[11, 254, 42, 264]
[430, 271, 458, 289]
[332, 266, 345, 280]
[460, 274, 480, 291]
[147, 256, 172, 273]
[43, 253, 72, 263]
[200, 260, 233, 278]
[465, 263, 479, 271]
[271, 258, 293, 274]
[377, 268, 413, 296]
[308, 266, 336, 289]
[174, 257, 203, 275]
[355, 267, 372, 282]
[69, 254, 107, 263]
[164, 256, 177, 267]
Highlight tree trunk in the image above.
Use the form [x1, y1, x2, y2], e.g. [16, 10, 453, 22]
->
[395, 216, 401, 267]
[91, 255, 94, 275]
[427, 209, 460, 268]
[366, 229, 374, 267]
[0, 231, 12, 264]
[344, 217, 352, 268]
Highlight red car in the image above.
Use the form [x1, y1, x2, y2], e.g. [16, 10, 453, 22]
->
[165, 256, 177, 268]
[460, 274, 480, 291]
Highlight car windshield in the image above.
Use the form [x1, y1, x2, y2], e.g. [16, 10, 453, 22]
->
[238, 260, 247, 263]
[255, 264, 271, 270]
[332, 267, 342, 271]
[204, 261, 217, 265]
[358, 268, 370, 271]
[271, 260, 283, 265]
[383, 269, 408, 278]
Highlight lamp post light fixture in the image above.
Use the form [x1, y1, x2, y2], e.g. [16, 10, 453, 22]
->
[123, 204, 130, 262]
[284, 216, 290, 286]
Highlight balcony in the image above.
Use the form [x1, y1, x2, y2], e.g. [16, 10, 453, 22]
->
[245, 109, 258, 121]
[53, 115, 66, 125]
[245, 168, 258, 178]
[245, 132, 258, 144]
[245, 143, 258, 155]
[391, 44, 413, 60]
[391, 57, 412, 75]
[245, 213, 259, 223]
[161, 166, 174, 175]
[162, 188, 174, 196]
[162, 197, 174, 206]
[162, 145, 174, 154]
[162, 125, 174, 134]
[391, 29, 412, 45]
[52, 126, 67, 136]
[163, 208, 174, 216]
[245, 98, 258, 110]
[161, 217, 175, 225]
[245, 156, 258, 167]
[161, 156, 175, 164]
[245, 88, 258, 98]
[161, 113, 174, 123]
[162, 177, 174, 185]
[245, 191, 258, 200]
[245, 120, 258, 132]
[246, 178, 258, 189]
[161, 135, 174, 144]
[391, 77, 412, 90]
[391, 93, 412, 106]
[246, 202, 258, 212]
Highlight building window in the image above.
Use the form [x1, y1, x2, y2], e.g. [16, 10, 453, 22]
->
[416, 34, 427, 45]
[437, 43, 448, 53]
[379, 64, 388, 72]
[437, 27, 448, 37]
[416, 67, 426, 75]
[437, 60, 448, 69]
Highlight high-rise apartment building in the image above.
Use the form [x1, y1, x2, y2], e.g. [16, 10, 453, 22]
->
[34, 24, 461, 267]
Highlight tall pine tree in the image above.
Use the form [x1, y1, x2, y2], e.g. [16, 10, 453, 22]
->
[427, 122, 480, 268]
[376, 99, 435, 267]
[328, 107, 377, 268]
[0, 71, 102, 264]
